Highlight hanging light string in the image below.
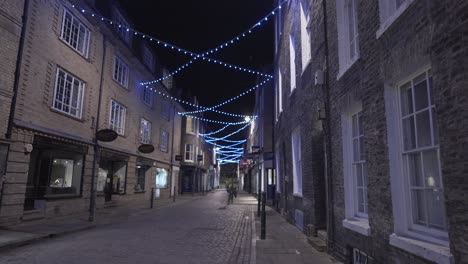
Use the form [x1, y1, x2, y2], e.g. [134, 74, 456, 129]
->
[179, 78, 272, 116]
[67, 0, 280, 83]
[146, 85, 255, 119]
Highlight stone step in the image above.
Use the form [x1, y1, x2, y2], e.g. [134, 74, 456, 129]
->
[21, 209, 45, 221]
[307, 235, 327, 252]
[317, 229, 327, 241]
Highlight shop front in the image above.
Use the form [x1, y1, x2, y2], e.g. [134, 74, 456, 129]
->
[24, 136, 87, 211]
[98, 151, 128, 202]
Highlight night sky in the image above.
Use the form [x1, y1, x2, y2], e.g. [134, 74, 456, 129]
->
[117, 0, 274, 138]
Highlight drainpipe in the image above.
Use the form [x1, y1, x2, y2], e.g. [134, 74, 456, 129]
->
[170, 103, 176, 201]
[322, 0, 335, 252]
[6, 0, 30, 139]
[89, 36, 107, 222]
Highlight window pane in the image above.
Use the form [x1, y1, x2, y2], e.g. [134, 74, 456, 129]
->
[355, 164, 363, 186]
[362, 164, 368, 186]
[422, 150, 441, 188]
[402, 116, 416, 150]
[50, 159, 74, 188]
[426, 188, 446, 229]
[414, 78, 429, 111]
[359, 136, 365, 161]
[353, 138, 359, 162]
[432, 108, 439, 145]
[408, 153, 423, 187]
[411, 189, 427, 225]
[357, 189, 364, 213]
[416, 110, 431, 148]
[400, 82, 413, 116]
[352, 114, 358, 137]
[112, 161, 126, 194]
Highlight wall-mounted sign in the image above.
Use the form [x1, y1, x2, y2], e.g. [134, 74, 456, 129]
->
[138, 144, 155, 154]
[96, 129, 118, 142]
[175, 155, 182, 161]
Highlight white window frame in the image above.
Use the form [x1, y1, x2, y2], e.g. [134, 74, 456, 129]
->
[52, 68, 85, 119]
[376, 0, 414, 38]
[275, 149, 281, 193]
[385, 66, 453, 263]
[335, 0, 360, 79]
[114, 8, 130, 44]
[162, 100, 171, 121]
[60, 8, 90, 58]
[143, 45, 154, 71]
[160, 130, 169, 152]
[186, 116, 195, 134]
[185, 144, 194, 162]
[291, 127, 302, 196]
[277, 69, 283, 121]
[113, 56, 129, 88]
[341, 99, 370, 236]
[300, 2, 311, 72]
[140, 118, 151, 144]
[143, 86, 152, 106]
[289, 35, 296, 92]
[353, 248, 368, 264]
[109, 100, 126, 135]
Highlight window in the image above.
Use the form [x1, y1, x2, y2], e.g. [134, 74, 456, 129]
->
[300, 2, 311, 71]
[162, 100, 171, 121]
[114, 9, 130, 44]
[278, 69, 283, 116]
[136, 164, 150, 192]
[351, 111, 368, 216]
[53, 68, 85, 118]
[185, 144, 194, 162]
[186, 116, 195, 134]
[162, 68, 173, 89]
[289, 35, 296, 92]
[353, 248, 368, 264]
[336, 0, 359, 77]
[143, 86, 152, 106]
[97, 160, 127, 194]
[143, 45, 153, 70]
[377, 0, 412, 37]
[399, 70, 446, 234]
[60, 9, 90, 57]
[156, 168, 168, 188]
[0, 144, 8, 176]
[291, 127, 302, 196]
[275, 149, 281, 193]
[110, 100, 126, 135]
[113, 56, 129, 88]
[32, 148, 84, 197]
[140, 118, 151, 144]
[160, 130, 169, 152]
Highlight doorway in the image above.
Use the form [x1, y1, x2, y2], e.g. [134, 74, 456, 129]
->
[98, 159, 127, 201]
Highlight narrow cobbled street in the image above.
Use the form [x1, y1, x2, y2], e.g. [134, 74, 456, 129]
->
[0, 190, 255, 264]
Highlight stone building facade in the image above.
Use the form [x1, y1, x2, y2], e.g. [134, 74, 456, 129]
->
[275, 0, 468, 263]
[179, 108, 215, 194]
[0, 0, 26, 206]
[0, 0, 183, 226]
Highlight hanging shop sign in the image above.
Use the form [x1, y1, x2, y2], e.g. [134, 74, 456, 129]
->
[138, 144, 155, 154]
[96, 129, 118, 142]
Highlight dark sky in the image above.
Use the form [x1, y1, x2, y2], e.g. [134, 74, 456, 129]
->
[117, 0, 274, 138]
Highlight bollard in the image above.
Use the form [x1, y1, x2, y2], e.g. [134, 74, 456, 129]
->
[257, 192, 261, 217]
[150, 188, 154, 208]
[261, 192, 266, 239]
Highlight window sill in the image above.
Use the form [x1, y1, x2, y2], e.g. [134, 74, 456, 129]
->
[376, 0, 415, 39]
[389, 234, 453, 264]
[50, 107, 85, 122]
[342, 218, 371, 236]
[336, 56, 359, 80]
[293, 193, 303, 198]
[134, 191, 145, 194]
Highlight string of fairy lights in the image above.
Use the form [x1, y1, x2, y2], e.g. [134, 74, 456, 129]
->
[68, 0, 288, 164]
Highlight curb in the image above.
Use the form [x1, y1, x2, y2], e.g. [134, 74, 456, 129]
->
[0, 224, 96, 253]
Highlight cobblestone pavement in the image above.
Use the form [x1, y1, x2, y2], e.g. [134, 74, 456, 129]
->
[0, 190, 254, 264]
